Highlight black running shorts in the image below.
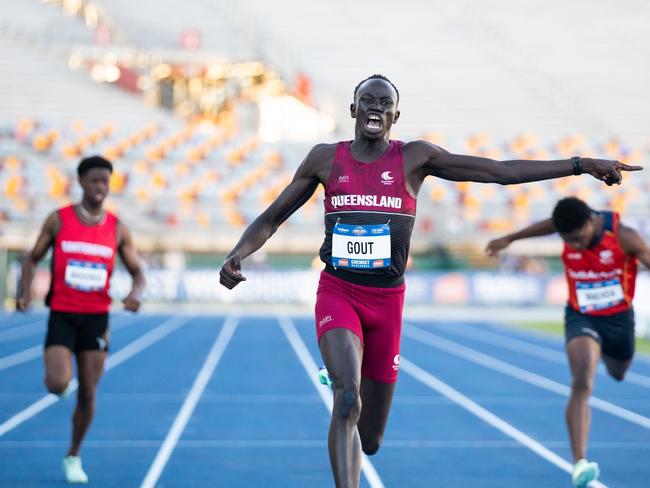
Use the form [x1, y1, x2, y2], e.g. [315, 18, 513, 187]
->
[564, 306, 635, 361]
[45, 311, 110, 352]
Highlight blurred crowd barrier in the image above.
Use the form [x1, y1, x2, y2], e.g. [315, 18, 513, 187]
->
[8, 265, 650, 338]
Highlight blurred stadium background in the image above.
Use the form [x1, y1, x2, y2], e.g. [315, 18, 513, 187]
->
[1, 0, 649, 334]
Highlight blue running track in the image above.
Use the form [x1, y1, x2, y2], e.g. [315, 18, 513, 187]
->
[0, 310, 648, 487]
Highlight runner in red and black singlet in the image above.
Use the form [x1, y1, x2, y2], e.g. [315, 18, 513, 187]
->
[486, 197, 650, 487]
[48, 204, 119, 314]
[17, 156, 145, 484]
[220, 74, 641, 488]
[563, 210, 637, 316]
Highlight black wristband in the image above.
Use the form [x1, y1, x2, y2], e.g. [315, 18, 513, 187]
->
[571, 156, 583, 176]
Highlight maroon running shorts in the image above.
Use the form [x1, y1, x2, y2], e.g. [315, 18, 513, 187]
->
[315, 270, 405, 383]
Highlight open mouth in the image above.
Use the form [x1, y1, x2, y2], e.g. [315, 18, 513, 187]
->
[365, 113, 383, 132]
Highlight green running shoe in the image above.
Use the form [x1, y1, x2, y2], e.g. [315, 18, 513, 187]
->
[318, 366, 332, 389]
[572, 458, 600, 487]
[62, 455, 89, 484]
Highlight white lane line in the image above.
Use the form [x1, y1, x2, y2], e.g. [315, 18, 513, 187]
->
[0, 314, 193, 437]
[403, 324, 650, 429]
[140, 314, 239, 488]
[0, 345, 41, 372]
[441, 322, 650, 388]
[0, 315, 46, 329]
[400, 357, 608, 488]
[0, 321, 45, 343]
[0, 314, 141, 372]
[278, 316, 385, 488]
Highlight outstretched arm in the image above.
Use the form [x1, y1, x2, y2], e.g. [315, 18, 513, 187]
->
[485, 218, 556, 258]
[219, 144, 328, 289]
[117, 222, 146, 312]
[619, 224, 650, 269]
[414, 141, 642, 186]
[17, 212, 59, 311]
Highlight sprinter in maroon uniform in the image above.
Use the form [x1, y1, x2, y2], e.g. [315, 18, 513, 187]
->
[220, 74, 641, 488]
[486, 197, 650, 487]
[17, 156, 145, 484]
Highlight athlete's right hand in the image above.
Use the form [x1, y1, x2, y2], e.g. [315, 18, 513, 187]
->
[485, 237, 511, 258]
[219, 255, 246, 289]
[16, 295, 31, 312]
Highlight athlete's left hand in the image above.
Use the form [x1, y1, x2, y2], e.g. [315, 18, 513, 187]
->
[583, 159, 643, 186]
[123, 294, 141, 312]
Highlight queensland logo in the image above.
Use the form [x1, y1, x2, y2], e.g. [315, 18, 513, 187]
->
[567, 252, 582, 260]
[318, 315, 333, 328]
[381, 171, 395, 185]
[352, 226, 368, 236]
[599, 249, 614, 265]
[392, 354, 400, 371]
[338, 175, 350, 183]
[372, 260, 385, 268]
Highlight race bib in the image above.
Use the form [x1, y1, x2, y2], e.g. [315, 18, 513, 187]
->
[576, 279, 624, 312]
[65, 260, 108, 292]
[332, 223, 391, 269]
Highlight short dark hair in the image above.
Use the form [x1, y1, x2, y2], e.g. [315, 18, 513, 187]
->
[552, 197, 592, 233]
[77, 155, 113, 177]
[353, 74, 399, 103]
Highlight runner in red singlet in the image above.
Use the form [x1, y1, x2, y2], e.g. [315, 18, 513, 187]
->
[17, 155, 145, 484]
[220, 75, 641, 488]
[486, 197, 650, 487]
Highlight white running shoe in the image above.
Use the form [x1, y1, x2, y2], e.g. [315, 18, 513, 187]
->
[572, 458, 600, 487]
[318, 366, 333, 390]
[58, 381, 74, 399]
[62, 455, 89, 484]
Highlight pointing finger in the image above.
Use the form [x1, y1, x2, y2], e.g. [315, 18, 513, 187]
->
[618, 164, 643, 171]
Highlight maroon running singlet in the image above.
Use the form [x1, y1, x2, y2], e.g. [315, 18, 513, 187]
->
[315, 140, 416, 382]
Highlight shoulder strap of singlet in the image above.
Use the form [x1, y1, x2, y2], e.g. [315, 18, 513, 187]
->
[335, 141, 350, 161]
[602, 211, 615, 233]
[55, 205, 75, 236]
[58, 204, 74, 219]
